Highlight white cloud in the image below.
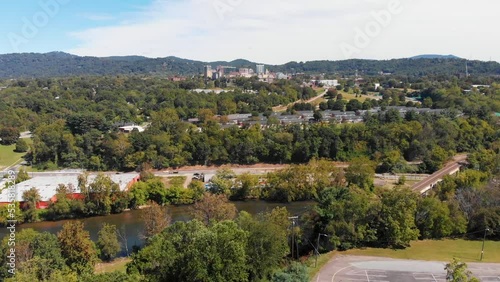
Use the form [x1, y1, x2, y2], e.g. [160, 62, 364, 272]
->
[67, 0, 500, 64]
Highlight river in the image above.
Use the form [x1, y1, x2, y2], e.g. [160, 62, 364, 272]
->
[0, 201, 315, 254]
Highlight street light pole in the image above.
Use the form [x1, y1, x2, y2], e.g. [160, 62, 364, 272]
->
[315, 233, 328, 267]
[289, 216, 298, 260]
[480, 227, 489, 261]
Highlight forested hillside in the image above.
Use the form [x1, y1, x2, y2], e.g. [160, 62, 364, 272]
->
[0, 52, 499, 78]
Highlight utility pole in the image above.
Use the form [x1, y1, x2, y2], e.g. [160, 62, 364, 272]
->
[315, 233, 328, 267]
[480, 227, 489, 261]
[288, 216, 298, 260]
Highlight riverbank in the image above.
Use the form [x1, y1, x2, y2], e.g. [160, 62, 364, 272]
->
[0, 200, 315, 252]
[95, 257, 131, 274]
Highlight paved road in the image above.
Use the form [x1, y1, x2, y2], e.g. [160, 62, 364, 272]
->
[24, 163, 350, 178]
[315, 255, 500, 282]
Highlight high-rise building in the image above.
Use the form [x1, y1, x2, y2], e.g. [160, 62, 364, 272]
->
[256, 64, 265, 74]
[204, 65, 212, 79]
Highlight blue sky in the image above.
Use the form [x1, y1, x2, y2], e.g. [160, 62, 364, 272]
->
[1, 0, 152, 54]
[1, 0, 499, 64]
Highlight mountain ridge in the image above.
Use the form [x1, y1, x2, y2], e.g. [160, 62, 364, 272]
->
[0, 52, 498, 78]
[410, 54, 462, 59]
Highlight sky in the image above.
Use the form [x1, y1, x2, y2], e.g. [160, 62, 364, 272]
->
[0, 0, 498, 64]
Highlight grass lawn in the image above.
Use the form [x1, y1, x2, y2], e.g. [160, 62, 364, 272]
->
[18, 165, 42, 172]
[166, 176, 187, 187]
[305, 251, 339, 280]
[344, 239, 500, 263]
[0, 144, 26, 170]
[375, 179, 420, 191]
[95, 257, 131, 274]
[337, 90, 383, 102]
[315, 88, 326, 94]
[310, 98, 326, 107]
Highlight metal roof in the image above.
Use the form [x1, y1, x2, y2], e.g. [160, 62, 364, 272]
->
[0, 173, 139, 203]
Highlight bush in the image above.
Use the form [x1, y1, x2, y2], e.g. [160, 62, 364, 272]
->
[272, 262, 309, 282]
[14, 138, 28, 152]
[0, 127, 20, 145]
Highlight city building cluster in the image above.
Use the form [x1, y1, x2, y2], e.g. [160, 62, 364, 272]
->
[204, 64, 290, 82]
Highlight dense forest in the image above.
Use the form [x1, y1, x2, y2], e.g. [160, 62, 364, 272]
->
[0, 76, 498, 171]
[0, 52, 499, 78]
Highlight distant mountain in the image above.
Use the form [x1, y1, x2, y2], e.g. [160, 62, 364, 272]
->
[0, 52, 498, 78]
[410, 54, 462, 59]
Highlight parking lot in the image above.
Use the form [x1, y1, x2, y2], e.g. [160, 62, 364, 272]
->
[315, 255, 500, 282]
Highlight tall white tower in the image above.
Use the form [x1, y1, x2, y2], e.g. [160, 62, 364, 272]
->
[256, 64, 265, 75]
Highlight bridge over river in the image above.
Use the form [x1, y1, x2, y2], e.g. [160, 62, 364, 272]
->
[412, 154, 468, 195]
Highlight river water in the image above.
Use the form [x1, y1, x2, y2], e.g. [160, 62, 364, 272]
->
[0, 201, 315, 254]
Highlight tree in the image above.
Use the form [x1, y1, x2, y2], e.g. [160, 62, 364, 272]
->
[210, 168, 235, 195]
[445, 259, 479, 282]
[3, 231, 68, 281]
[97, 223, 121, 261]
[423, 146, 449, 173]
[0, 228, 38, 279]
[378, 188, 420, 248]
[345, 157, 375, 191]
[4, 266, 78, 282]
[423, 97, 433, 108]
[14, 138, 28, 152]
[31, 232, 67, 272]
[346, 99, 362, 111]
[198, 109, 215, 123]
[140, 201, 171, 240]
[314, 187, 377, 250]
[15, 168, 30, 183]
[89, 174, 117, 214]
[22, 187, 41, 222]
[188, 180, 205, 201]
[57, 221, 98, 274]
[416, 197, 456, 239]
[237, 209, 289, 280]
[264, 160, 342, 202]
[313, 111, 323, 122]
[331, 99, 346, 111]
[380, 150, 403, 173]
[128, 220, 248, 282]
[144, 178, 168, 205]
[189, 192, 237, 225]
[0, 127, 20, 145]
[128, 182, 149, 209]
[326, 88, 337, 99]
[79, 271, 142, 282]
[233, 173, 259, 200]
[22, 187, 40, 209]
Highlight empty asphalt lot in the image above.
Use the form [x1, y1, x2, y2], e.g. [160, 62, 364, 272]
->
[315, 255, 500, 282]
